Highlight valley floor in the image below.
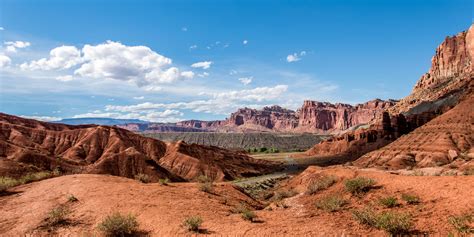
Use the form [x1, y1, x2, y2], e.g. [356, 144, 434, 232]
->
[1, 167, 472, 236]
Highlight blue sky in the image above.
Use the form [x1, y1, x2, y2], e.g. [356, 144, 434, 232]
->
[0, 0, 472, 122]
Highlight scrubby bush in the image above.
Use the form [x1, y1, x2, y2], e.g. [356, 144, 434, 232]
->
[272, 189, 297, 201]
[352, 208, 412, 235]
[306, 175, 337, 195]
[344, 177, 376, 196]
[183, 216, 202, 232]
[448, 214, 473, 234]
[197, 175, 214, 193]
[401, 193, 420, 205]
[376, 212, 412, 235]
[46, 206, 69, 226]
[0, 177, 20, 192]
[97, 212, 139, 237]
[315, 194, 347, 212]
[158, 178, 169, 185]
[352, 207, 378, 226]
[234, 204, 257, 222]
[134, 173, 151, 183]
[379, 196, 398, 208]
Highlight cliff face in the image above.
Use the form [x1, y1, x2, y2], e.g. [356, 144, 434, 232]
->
[304, 26, 474, 166]
[0, 113, 277, 181]
[176, 100, 395, 133]
[389, 27, 473, 114]
[296, 99, 396, 132]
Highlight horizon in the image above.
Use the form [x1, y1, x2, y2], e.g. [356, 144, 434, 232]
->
[0, 0, 472, 123]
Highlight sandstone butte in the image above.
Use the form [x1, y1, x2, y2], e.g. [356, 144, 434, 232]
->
[303, 25, 473, 170]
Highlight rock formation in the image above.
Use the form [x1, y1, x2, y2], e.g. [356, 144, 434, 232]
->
[304, 26, 473, 165]
[177, 101, 395, 133]
[356, 90, 474, 170]
[0, 113, 277, 181]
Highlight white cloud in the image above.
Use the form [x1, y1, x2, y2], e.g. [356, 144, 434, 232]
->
[105, 84, 288, 115]
[286, 51, 307, 63]
[243, 40, 248, 45]
[21, 41, 193, 87]
[133, 96, 145, 100]
[55, 75, 74, 82]
[73, 109, 183, 123]
[238, 77, 252, 85]
[189, 45, 197, 50]
[21, 45, 82, 70]
[181, 27, 188, 32]
[191, 61, 212, 69]
[20, 115, 61, 122]
[229, 70, 238, 75]
[0, 27, 4, 31]
[4, 41, 31, 53]
[0, 55, 11, 68]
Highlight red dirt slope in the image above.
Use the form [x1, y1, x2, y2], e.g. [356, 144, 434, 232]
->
[0, 113, 277, 181]
[355, 92, 474, 170]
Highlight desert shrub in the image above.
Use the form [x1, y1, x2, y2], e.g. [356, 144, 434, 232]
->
[272, 189, 297, 200]
[306, 175, 337, 195]
[0, 177, 20, 192]
[20, 171, 53, 184]
[182, 216, 202, 232]
[344, 177, 376, 196]
[67, 194, 78, 202]
[379, 196, 398, 208]
[134, 173, 151, 183]
[376, 212, 412, 235]
[352, 207, 378, 226]
[315, 194, 347, 212]
[401, 193, 420, 205]
[197, 175, 214, 193]
[463, 168, 474, 176]
[258, 147, 267, 153]
[448, 214, 473, 234]
[352, 208, 412, 235]
[158, 178, 169, 185]
[234, 204, 257, 222]
[97, 213, 139, 237]
[46, 206, 69, 226]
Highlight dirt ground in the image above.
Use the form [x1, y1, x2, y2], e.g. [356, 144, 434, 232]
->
[1, 166, 472, 236]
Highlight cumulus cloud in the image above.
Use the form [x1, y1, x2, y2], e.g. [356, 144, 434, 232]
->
[20, 115, 61, 122]
[21, 41, 194, 87]
[0, 55, 11, 68]
[55, 75, 74, 82]
[21, 45, 82, 70]
[238, 77, 252, 85]
[191, 61, 212, 69]
[286, 51, 307, 63]
[105, 84, 288, 115]
[189, 45, 197, 50]
[243, 40, 248, 45]
[4, 41, 31, 53]
[133, 96, 145, 100]
[0, 27, 4, 31]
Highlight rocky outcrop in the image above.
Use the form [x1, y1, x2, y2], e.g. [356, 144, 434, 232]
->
[296, 99, 396, 132]
[303, 26, 473, 165]
[356, 90, 474, 170]
[389, 27, 473, 114]
[0, 113, 277, 181]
